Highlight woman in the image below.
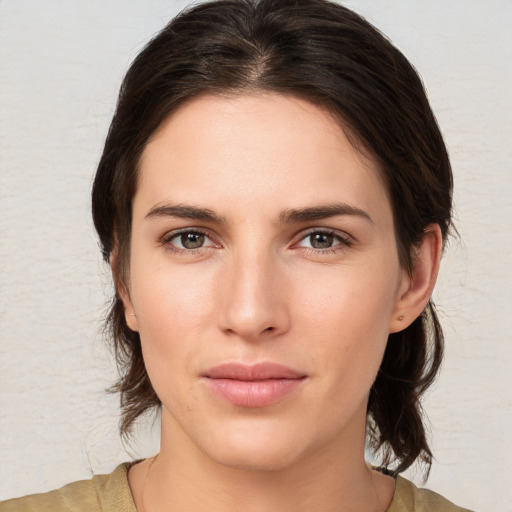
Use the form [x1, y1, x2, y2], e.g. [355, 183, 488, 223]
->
[2, 0, 474, 510]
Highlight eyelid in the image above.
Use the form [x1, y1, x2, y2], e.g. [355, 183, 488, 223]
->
[292, 227, 353, 250]
[160, 227, 220, 251]
[158, 226, 353, 253]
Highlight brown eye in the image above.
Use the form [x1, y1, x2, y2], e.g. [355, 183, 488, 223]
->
[309, 233, 334, 249]
[163, 230, 215, 251]
[179, 232, 205, 249]
[296, 230, 351, 252]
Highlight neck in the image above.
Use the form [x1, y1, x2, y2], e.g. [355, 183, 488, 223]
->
[129, 409, 394, 512]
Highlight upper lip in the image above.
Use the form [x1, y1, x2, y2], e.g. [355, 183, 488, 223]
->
[203, 362, 306, 381]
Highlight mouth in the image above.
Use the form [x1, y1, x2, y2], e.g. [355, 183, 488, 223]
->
[202, 362, 307, 408]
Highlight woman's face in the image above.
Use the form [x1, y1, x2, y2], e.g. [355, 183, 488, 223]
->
[122, 93, 409, 471]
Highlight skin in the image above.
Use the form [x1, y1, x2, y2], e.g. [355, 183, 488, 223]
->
[119, 93, 442, 512]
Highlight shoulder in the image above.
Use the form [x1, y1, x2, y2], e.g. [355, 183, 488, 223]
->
[387, 475, 475, 512]
[1, 463, 136, 512]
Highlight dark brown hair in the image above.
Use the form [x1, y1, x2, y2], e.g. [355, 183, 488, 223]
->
[92, 0, 452, 475]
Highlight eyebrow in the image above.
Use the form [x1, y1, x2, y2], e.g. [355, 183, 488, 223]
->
[145, 202, 373, 225]
[145, 204, 226, 224]
[279, 203, 373, 225]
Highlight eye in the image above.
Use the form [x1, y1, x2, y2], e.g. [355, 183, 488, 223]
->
[296, 230, 351, 251]
[162, 229, 216, 251]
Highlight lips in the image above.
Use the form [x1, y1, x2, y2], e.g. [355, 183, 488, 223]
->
[203, 362, 306, 408]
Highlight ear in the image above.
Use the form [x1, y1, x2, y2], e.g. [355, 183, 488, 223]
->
[110, 248, 139, 332]
[389, 224, 443, 333]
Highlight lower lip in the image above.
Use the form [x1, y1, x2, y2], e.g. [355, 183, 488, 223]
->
[204, 378, 304, 408]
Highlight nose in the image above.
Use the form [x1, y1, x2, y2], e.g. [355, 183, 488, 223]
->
[216, 251, 290, 341]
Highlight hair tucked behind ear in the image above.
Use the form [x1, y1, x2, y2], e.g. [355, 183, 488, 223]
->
[92, 0, 452, 475]
[107, 297, 160, 435]
[367, 303, 444, 475]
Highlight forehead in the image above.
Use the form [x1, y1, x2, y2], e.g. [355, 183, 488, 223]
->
[136, 93, 390, 222]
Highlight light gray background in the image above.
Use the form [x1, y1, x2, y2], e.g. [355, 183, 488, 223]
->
[1, 1, 511, 510]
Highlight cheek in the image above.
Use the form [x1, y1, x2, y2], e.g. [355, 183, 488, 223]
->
[292, 261, 400, 378]
[132, 256, 214, 329]
[295, 259, 399, 330]
[132, 278, 210, 415]
[128, 259, 217, 385]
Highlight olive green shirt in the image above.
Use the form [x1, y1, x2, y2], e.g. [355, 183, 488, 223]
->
[1, 463, 474, 511]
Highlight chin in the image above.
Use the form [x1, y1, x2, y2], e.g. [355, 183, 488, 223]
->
[210, 444, 303, 473]
[198, 420, 314, 472]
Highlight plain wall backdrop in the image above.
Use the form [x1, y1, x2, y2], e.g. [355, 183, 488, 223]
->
[0, 1, 511, 510]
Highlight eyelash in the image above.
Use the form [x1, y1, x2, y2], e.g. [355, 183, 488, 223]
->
[159, 227, 353, 255]
[295, 228, 353, 254]
[159, 228, 215, 254]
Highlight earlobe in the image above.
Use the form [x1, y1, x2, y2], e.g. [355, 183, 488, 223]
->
[125, 310, 139, 332]
[110, 249, 139, 332]
[389, 224, 443, 333]
[120, 288, 139, 332]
